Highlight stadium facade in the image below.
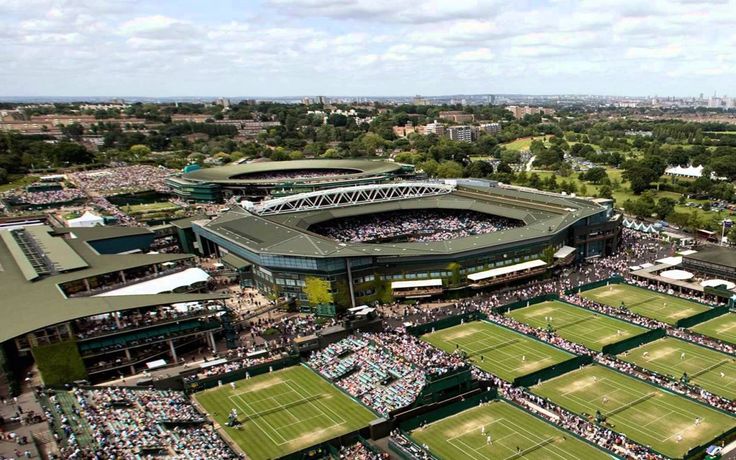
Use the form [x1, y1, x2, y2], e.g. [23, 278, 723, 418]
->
[165, 159, 412, 202]
[0, 223, 229, 385]
[192, 182, 622, 305]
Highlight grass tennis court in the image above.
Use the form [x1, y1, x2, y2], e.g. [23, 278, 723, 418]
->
[690, 312, 736, 345]
[621, 337, 736, 400]
[506, 300, 648, 351]
[194, 366, 376, 460]
[422, 321, 574, 382]
[123, 201, 181, 214]
[580, 284, 710, 325]
[410, 400, 611, 460]
[533, 365, 736, 459]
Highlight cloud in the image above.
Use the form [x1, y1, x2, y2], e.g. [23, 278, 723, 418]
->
[1, 0, 736, 96]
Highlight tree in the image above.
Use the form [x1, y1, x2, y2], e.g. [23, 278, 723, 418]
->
[418, 159, 440, 177]
[0, 167, 7, 185]
[447, 262, 462, 285]
[655, 197, 677, 219]
[623, 163, 659, 194]
[541, 246, 556, 264]
[597, 184, 613, 199]
[582, 167, 608, 184]
[465, 160, 493, 178]
[436, 161, 464, 178]
[496, 162, 513, 174]
[303, 277, 333, 306]
[129, 144, 151, 157]
[53, 142, 94, 165]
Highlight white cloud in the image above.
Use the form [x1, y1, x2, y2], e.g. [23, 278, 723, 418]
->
[2, 0, 736, 96]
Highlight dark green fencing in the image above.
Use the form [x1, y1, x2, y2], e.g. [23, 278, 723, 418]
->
[413, 366, 475, 406]
[601, 328, 666, 355]
[398, 388, 498, 432]
[564, 276, 625, 295]
[186, 355, 300, 392]
[676, 306, 729, 328]
[494, 294, 558, 314]
[406, 311, 487, 336]
[513, 355, 593, 388]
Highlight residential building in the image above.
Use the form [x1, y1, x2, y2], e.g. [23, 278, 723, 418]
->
[447, 126, 476, 142]
[438, 111, 475, 123]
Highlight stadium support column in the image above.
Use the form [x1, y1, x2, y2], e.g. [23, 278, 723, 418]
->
[345, 258, 356, 308]
[168, 339, 178, 363]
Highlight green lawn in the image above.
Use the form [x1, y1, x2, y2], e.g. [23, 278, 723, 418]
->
[621, 337, 736, 400]
[411, 400, 610, 460]
[506, 301, 648, 351]
[580, 284, 711, 325]
[122, 201, 180, 215]
[533, 365, 736, 459]
[690, 312, 736, 345]
[502, 137, 547, 151]
[0, 174, 40, 192]
[194, 366, 376, 460]
[421, 322, 574, 382]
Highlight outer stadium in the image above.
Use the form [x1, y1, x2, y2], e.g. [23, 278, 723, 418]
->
[165, 159, 411, 202]
[192, 180, 622, 305]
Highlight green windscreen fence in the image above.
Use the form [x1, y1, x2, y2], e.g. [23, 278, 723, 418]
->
[601, 328, 666, 355]
[495, 294, 559, 314]
[186, 355, 300, 392]
[512, 355, 593, 388]
[406, 311, 487, 336]
[676, 306, 729, 328]
[565, 276, 625, 295]
[399, 388, 498, 432]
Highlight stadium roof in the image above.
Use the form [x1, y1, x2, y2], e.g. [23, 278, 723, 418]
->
[684, 246, 736, 269]
[182, 159, 403, 185]
[196, 185, 606, 259]
[0, 226, 226, 343]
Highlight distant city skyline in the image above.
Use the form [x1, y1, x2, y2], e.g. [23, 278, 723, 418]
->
[1, 0, 736, 98]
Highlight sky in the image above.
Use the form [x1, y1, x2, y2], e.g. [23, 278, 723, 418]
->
[1, 0, 735, 98]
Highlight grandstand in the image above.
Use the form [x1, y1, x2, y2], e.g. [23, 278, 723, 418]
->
[193, 182, 621, 305]
[166, 159, 410, 202]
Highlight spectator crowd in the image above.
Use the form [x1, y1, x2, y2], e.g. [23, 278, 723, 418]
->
[42, 387, 239, 459]
[312, 210, 521, 243]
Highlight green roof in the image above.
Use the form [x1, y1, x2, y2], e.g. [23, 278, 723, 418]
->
[684, 246, 736, 269]
[221, 252, 251, 270]
[197, 186, 606, 259]
[182, 159, 402, 185]
[0, 226, 227, 343]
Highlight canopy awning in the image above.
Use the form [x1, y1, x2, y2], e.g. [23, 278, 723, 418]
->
[95, 267, 210, 297]
[660, 269, 694, 281]
[221, 252, 252, 270]
[468, 259, 546, 282]
[656, 256, 682, 266]
[391, 279, 442, 290]
[554, 245, 576, 259]
[701, 279, 736, 289]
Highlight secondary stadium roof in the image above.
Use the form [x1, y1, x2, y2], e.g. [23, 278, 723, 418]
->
[196, 184, 607, 259]
[0, 226, 226, 343]
[181, 159, 403, 185]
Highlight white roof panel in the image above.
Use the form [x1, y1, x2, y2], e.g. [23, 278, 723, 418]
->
[468, 259, 546, 282]
[391, 279, 443, 289]
[95, 267, 210, 297]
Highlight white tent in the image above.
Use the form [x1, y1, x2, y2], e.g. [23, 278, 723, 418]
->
[67, 211, 104, 228]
